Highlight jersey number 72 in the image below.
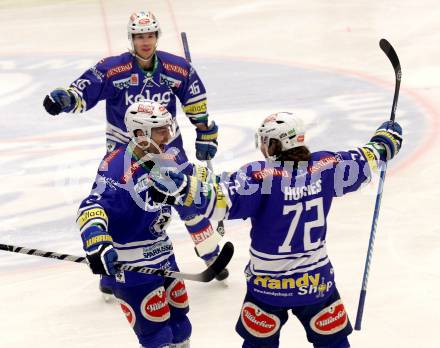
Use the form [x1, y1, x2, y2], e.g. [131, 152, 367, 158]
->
[278, 197, 325, 253]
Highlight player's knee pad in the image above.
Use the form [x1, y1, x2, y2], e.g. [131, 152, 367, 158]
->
[313, 336, 350, 348]
[138, 324, 173, 348]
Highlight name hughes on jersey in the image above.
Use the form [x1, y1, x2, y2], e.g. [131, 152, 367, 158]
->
[284, 179, 322, 201]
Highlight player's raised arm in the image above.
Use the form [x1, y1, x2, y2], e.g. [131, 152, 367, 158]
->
[328, 120, 403, 197]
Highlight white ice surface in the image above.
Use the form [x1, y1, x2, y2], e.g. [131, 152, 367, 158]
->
[0, 1, 439, 347]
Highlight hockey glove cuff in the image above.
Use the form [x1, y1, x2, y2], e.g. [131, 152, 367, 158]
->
[370, 121, 403, 160]
[195, 122, 218, 160]
[81, 226, 118, 276]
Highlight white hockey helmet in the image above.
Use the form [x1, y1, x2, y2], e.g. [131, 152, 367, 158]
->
[125, 99, 175, 141]
[256, 112, 306, 152]
[127, 11, 161, 51]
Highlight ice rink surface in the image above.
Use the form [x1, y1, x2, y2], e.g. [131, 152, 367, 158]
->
[0, 0, 439, 347]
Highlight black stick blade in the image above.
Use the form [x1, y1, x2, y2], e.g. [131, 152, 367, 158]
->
[379, 39, 401, 81]
[208, 241, 234, 276]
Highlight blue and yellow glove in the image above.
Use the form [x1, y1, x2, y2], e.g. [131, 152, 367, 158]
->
[81, 226, 118, 276]
[43, 88, 75, 115]
[370, 121, 403, 160]
[195, 122, 218, 160]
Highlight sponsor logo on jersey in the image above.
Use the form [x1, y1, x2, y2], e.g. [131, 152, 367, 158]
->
[162, 62, 188, 78]
[308, 156, 342, 174]
[77, 208, 108, 228]
[183, 100, 207, 115]
[100, 148, 123, 171]
[89, 66, 104, 81]
[130, 73, 139, 85]
[190, 225, 214, 244]
[119, 300, 136, 327]
[240, 302, 280, 338]
[141, 287, 170, 322]
[284, 179, 322, 200]
[113, 77, 131, 90]
[113, 74, 139, 89]
[107, 62, 133, 78]
[160, 74, 182, 89]
[252, 168, 288, 180]
[310, 300, 348, 335]
[166, 279, 189, 308]
[252, 273, 334, 298]
[134, 175, 151, 194]
[121, 162, 142, 183]
[142, 240, 173, 258]
[125, 90, 172, 106]
[253, 273, 320, 290]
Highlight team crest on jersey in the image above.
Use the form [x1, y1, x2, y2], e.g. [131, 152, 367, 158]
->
[310, 300, 348, 335]
[141, 287, 170, 322]
[119, 300, 136, 327]
[149, 206, 172, 236]
[240, 302, 281, 338]
[166, 279, 189, 308]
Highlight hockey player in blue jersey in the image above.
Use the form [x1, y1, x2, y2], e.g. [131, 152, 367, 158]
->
[77, 99, 226, 348]
[43, 10, 227, 293]
[150, 112, 403, 348]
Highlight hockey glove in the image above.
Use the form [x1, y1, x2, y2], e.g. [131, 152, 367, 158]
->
[370, 121, 403, 160]
[150, 170, 189, 205]
[43, 88, 75, 115]
[81, 225, 118, 276]
[195, 122, 218, 160]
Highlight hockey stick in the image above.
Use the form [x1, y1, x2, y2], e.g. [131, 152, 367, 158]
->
[354, 38, 401, 330]
[180, 31, 225, 238]
[0, 241, 234, 283]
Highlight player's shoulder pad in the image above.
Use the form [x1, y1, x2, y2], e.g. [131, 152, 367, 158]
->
[95, 52, 134, 79]
[156, 50, 191, 79]
[308, 151, 343, 174]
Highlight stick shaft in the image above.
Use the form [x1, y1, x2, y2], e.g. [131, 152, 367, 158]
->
[0, 242, 233, 282]
[180, 31, 226, 237]
[355, 38, 401, 330]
